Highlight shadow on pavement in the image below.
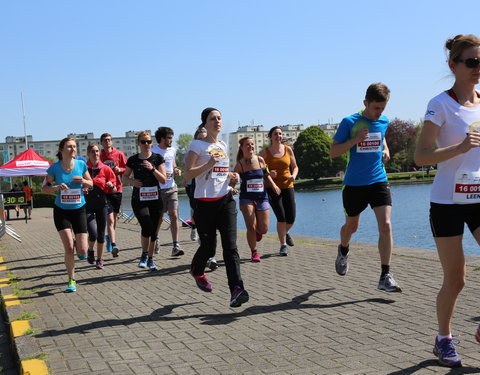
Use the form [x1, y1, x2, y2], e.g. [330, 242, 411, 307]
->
[387, 359, 480, 374]
[35, 289, 395, 337]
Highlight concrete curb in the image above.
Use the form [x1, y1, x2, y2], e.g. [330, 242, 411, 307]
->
[0, 256, 49, 375]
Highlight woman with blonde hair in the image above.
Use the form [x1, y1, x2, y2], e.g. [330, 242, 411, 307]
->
[234, 136, 279, 262]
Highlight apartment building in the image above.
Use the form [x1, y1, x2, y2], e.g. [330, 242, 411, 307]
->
[0, 131, 153, 163]
[227, 124, 304, 169]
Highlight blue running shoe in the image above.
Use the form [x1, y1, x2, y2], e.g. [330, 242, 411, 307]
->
[77, 253, 86, 261]
[138, 252, 148, 268]
[147, 258, 158, 271]
[433, 337, 462, 367]
[65, 278, 76, 293]
[105, 234, 112, 252]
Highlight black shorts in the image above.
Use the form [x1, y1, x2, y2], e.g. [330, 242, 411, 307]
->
[107, 193, 122, 214]
[430, 202, 480, 237]
[342, 182, 392, 217]
[53, 205, 87, 233]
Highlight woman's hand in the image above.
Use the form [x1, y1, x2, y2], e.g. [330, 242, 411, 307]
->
[228, 172, 240, 184]
[132, 180, 143, 188]
[272, 184, 281, 196]
[458, 132, 480, 153]
[142, 160, 154, 171]
[270, 170, 277, 179]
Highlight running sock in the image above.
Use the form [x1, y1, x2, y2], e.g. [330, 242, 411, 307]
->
[191, 224, 196, 229]
[111, 243, 116, 247]
[437, 333, 452, 341]
[173, 241, 179, 246]
[251, 249, 257, 253]
[148, 256, 153, 260]
[281, 243, 287, 247]
[339, 245, 349, 256]
[381, 264, 390, 277]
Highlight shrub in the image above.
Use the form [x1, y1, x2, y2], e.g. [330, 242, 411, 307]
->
[33, 193, 56, 208]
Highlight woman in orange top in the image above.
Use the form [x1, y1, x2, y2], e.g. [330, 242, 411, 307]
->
[259, 126, 299, 256]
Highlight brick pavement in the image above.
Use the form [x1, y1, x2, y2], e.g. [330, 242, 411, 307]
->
[1, 207, 480, 374]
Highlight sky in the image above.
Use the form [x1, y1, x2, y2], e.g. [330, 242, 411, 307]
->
[1, 1, 478, 143]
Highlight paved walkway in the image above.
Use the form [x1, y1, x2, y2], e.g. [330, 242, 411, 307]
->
[2, 207, 480, 374]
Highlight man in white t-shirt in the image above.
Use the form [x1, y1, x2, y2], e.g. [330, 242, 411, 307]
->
[152, 127, 184, 257]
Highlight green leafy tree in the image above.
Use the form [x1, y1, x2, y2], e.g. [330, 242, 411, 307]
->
[294, 126, 346, 180]
[175, 133, 194, 167]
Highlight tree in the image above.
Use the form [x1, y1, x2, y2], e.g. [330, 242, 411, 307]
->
[294, 126, 346, 180]
[175, 133, 193, 167]
[385, 118, 420, 172]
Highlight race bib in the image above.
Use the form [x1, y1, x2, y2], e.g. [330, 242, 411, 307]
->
[357, 132, 382, 153]
[211, 158, 229, 181]
[139, 186, 159, 201]
[246, 178, 264, 192]
[453, 170, 480, 204]
[60, 189, 82, 205]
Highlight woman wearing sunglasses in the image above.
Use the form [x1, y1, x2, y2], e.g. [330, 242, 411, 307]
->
[184, 107, 249, 308]
[415, 34, 480, 368]
[123, 131, 167, 271]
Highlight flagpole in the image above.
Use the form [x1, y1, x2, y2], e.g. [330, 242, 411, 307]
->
[21, 92, 28, 149]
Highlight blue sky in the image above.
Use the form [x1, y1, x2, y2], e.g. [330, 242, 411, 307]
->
[1, 1, 478, 143]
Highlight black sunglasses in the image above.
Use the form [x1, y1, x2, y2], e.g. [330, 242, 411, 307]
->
[140, 140, 152, 145]
[457, 57, 480, 68]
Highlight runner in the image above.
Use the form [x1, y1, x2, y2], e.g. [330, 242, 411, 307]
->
[259, 127, 298, 256]
[234, 136, 279, 262]
[151, 127, 184, 257]
[21, 181, 34, 219]
[122, 131, 166, 271]
[184, 107, 249, 307]
[85, 144, 117, 269]
[414, 34, 480, 368]
[100, 132, 127, 257]
[330, 82, 401, 293]
[42, 137, 93, 292]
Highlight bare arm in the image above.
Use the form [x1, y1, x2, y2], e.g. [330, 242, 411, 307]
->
[184, 150, 217, 180]
[330, 128, 369, 158]
[414, 121, 480, 166]
[382, 138, 390, 163]
[288, 147, 298, 181]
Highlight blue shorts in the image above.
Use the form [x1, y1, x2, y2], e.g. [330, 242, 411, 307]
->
[239, 198, 270, 211]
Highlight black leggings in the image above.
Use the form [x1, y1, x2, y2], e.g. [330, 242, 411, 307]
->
[267, 187, 296, 224]
[192, 193, 243, 292]
[86, 205, 108, 243]
[131, 199, 163, 241]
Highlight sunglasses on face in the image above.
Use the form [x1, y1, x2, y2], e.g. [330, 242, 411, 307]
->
[140, 140, 152, 145]
[457, 57, 480, 68]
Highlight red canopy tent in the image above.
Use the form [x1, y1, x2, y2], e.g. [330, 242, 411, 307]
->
[0, 148, 51, 177]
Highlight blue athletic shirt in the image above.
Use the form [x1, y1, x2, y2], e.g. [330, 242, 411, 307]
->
[47, 159, 88, 209]
[333, 111, 389, 186]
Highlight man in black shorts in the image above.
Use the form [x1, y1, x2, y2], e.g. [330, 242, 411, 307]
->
[330, 83, 401, 292]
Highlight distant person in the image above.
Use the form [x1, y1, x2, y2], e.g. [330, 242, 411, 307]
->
[330, 82, 401, 293]
[100, 132, 127, 257]
[42, 137, 93, 293]
[414, 34, 480, 368]
[184, 107, 248, 307]
[10, 184, 22, 218]
[234, 136, 279, 262]
[122, 131, 166, 271]
[151, 127, 184, 257]
[22, 181, 34, 219]
[85, 144, 117, 269]
[259, 126, 298, 256]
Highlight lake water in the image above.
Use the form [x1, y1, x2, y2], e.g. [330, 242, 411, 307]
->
[123, 183, 480, 256]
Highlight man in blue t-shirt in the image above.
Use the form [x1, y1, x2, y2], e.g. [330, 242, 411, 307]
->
[330, 82, 401, 293]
